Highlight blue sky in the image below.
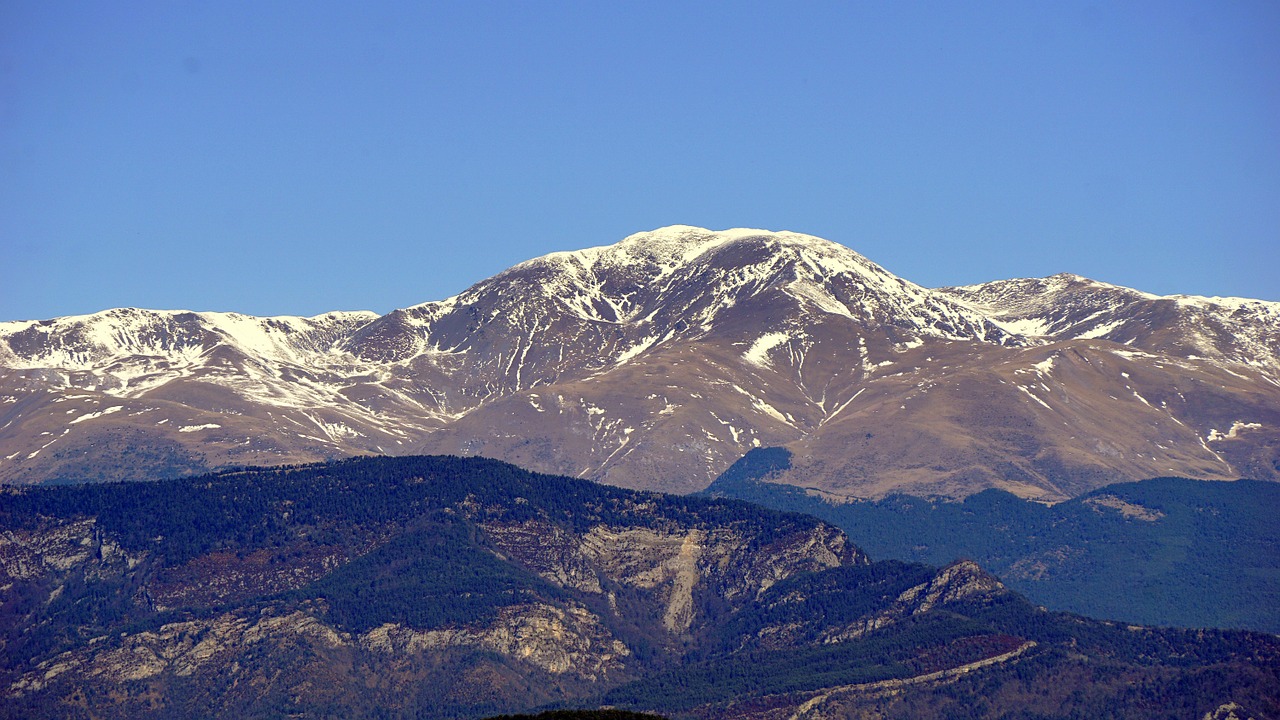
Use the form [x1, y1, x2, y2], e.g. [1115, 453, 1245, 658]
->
[2, 1, 1277, 320]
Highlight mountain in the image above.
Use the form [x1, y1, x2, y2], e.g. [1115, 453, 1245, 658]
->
[2, 455, 1276, 719]
[706, 447, 1280, 633]
[2, 226, 1277, 499]
[943, 272, 1280, 370]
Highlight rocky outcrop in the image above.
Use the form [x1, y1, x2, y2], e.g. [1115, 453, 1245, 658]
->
[1202, 702, 1262, 720]
[0, 516, 144, 587]
[361, 602, 629, 680]
[895, 560, 1005, 614]
[820, 561, 1006, 645]
[726, 523, 867, 599]
[9, 609, 347, 695]
[739, 560, 1010, 651]
[8, 599, 631, 696]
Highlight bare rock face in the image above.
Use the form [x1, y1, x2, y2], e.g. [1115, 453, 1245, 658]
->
[0, 516, 143, 585]
[16, 610, 347, 690]
[1201, 702, 1263, 720]
[480, 513, 865, 638]
[893, 560, 1005, 615]
[742, 560, 1010, 650]
[3, 227, 1278, 499]
[360, 603, 630, 680]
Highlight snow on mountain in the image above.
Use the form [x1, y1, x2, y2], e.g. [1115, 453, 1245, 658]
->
[0, 227, 1008, 380]
[0, 308, 377, 373]
[942, 273, 1280, 375]
[1, 227, 1277, 498]
[345, 226, 1015, 382]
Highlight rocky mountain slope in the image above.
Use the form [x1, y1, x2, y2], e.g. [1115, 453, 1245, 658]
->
[2, 226, 1277, 499]
[2, 456, 1275, 719]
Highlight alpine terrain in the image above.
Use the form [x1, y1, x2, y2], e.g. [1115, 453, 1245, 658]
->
[2, 226, 1277, 500]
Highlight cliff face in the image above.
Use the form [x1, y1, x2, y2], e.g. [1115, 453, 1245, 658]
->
[481, 520, 860, 636]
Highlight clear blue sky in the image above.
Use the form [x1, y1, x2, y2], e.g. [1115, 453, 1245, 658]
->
[3, 1, 1277, 321]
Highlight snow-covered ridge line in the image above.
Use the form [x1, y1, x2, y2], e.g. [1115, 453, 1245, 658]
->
[944, 273, 1280, 316]
[2, 225, 1278, 497]
[941, 271, 1280, 362]
[0, 307, 380, 330]
[5, 227, 1277, 375]
[0, 307, 380, 371]
[441, 225, 1013, 348]
[504, 225, 898, 290]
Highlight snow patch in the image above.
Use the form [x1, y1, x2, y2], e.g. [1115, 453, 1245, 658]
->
[751, 397, 791, 425]
[991, 317, 1052, 337]
[1016, 385, 1052, 410]
[1076, 320, 1124, 340]
[743, 332, 790, 368]
[69, 406, 124, 424]
[614, 335, 658, 366]
[1031, 357, 1056, 375]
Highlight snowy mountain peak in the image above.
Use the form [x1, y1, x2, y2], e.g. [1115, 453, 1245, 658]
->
[510, 225, 890, 290]
[613, 224, 747, 265]
[503, 228, 1011, 355]
[611, 225, 893, 281]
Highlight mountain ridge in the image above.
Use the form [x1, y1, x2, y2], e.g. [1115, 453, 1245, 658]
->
[3, 226, 1277, 498]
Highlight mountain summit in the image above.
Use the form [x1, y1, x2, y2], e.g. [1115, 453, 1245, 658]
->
[2, 227, 1277, 499]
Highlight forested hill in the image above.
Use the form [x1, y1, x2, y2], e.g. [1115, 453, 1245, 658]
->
[3, 454, 832, 567]
[704, 447, 1280, 633]
[1, 455, 1277, 719]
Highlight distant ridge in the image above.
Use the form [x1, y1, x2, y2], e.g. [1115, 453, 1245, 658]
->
[706, 447, 1280, 633]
